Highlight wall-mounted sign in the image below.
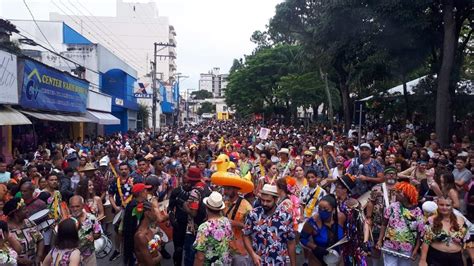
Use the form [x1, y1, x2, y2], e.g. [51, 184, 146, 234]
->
[133, 82, 152, 98]
[0, 50, 19, 104]
[20, 59, 88, 113]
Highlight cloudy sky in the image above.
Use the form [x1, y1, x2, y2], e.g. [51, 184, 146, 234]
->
[0, 0, 282, 91]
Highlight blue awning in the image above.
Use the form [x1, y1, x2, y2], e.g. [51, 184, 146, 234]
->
[161, 101, 174, 114]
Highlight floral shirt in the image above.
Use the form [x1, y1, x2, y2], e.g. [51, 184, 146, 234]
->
[243, 203, 295, 264]
[347, 158, 384, 196]
[383, 202, 424, 255]
[422, 217, 469, 246]
[0, 245, 17, 265]
[194, 216, 233, 265]
[11, 219, 43, 261]
[78, 212, 102, 258]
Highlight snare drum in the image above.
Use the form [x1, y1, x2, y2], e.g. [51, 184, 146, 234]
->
[323, 249, 341, 266]
[103, 201, 114, 224]
[28, 209, 55, 232]
[94, 235, 113, 259]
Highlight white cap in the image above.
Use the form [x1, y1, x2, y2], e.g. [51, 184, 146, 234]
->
[99, 156, 110, 167]
[360, 143, 371, 150]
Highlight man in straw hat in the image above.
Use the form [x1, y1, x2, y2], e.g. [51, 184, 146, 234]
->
[193, 191, 233, 265]
[243, 184, 296, 265]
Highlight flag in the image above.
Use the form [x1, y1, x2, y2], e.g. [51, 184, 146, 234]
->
[159, 82, 167, 102]
[173, 81, 180, 102]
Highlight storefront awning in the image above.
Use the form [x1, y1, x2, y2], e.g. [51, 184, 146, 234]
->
[0, 107, 32, 125]
[86, 110, 121, 125]
[20, 110, 93, 123]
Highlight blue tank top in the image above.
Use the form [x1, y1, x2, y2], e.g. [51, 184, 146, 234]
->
[307, 217, 344, 248]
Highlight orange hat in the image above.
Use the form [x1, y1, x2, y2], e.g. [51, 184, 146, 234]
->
[394, 182, 418, 205]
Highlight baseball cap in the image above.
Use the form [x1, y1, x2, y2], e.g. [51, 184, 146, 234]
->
[132, 183, 151, 194]
[360, 143, 371, 150]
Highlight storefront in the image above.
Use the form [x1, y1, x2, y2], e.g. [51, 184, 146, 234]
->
[85, 90, 119, 138]
[13, 57, 91, 153]
[0, 50, 32, 162]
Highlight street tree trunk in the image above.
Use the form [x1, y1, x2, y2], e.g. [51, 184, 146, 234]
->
[320, 67, 334, 127]
[340, 83, 352, 132]
[436, 0, 456, 147]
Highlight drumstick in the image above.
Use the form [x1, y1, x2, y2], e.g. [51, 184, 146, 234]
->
[326, 236, 348, 250]
[382, 183, 389, 209]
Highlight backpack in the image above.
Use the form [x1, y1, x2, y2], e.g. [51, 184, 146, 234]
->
[193, 184, 212, 226]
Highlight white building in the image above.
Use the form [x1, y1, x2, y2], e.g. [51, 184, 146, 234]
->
[49, 0, 177, 82]
[199, 67, 228, 98]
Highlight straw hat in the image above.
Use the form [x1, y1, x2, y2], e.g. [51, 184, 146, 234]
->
[79, 163, 97, 172]
[203, 191, 226, 210]
[261, 184, 279, 197]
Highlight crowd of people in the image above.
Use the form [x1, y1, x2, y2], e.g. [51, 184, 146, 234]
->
[0, 119, 472, 266]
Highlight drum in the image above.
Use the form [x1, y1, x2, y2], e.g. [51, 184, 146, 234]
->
[103, 201, 114, 224]
[357, 191, 371, 209]
[28, 209, 55, 232]
[323, 249, 341, 266]
[112, 209, 123, 225]
[94, 235, 113, 259]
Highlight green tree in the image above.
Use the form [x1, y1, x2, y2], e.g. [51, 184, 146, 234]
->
[197, 101, 215, 115]
[191, 90, 213, 100]
[137, 103, 150, 130]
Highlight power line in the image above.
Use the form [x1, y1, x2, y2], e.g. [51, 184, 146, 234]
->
[22, 0, 74, 70]
[50, 0, 146, 72]
[64, 0, 147, 72]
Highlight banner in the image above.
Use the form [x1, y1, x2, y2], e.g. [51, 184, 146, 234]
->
[20, 59, 88, 113]
[0, 50, 18, 104]
[173, 81, 179, 102]
[133, 82, 152, 98]
[259, 127, 270, 140]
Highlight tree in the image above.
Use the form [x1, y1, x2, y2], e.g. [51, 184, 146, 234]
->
[197, 101, 215, 115]
[191, 90, 213, 100]
[225, 44, 302, 121]
[137, 103, 150, 130]
[433, 0, 472, 146]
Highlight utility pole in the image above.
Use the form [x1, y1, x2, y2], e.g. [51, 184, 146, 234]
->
[151, 42, 176, 134]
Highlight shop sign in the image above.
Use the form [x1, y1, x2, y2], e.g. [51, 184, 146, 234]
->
[20, 59, 88, 113]
[133, 81, 152, 98]
[0, 50, 19, 104]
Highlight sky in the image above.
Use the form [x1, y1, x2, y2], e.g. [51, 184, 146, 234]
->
[0, 0, 283, 91]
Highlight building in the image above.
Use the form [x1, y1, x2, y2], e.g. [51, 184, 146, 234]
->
[49, 0, 178, 131]
[9, 20, 140, 136]
[199, 67, 229, 98]
[49, 0, 177, 82]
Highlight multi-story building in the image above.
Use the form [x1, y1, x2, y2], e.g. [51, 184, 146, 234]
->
[199, 67, 228, 98]
[49, 0, 177, 81]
